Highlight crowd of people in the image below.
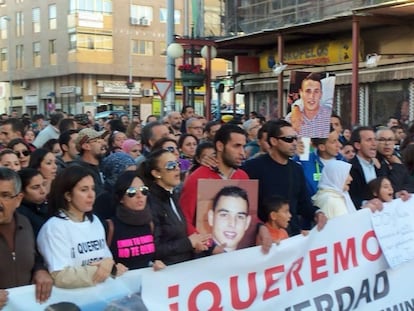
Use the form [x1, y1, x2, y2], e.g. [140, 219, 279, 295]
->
[0, 105, 413, 308]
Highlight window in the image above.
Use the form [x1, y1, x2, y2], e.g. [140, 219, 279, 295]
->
[131, 5, 153, 24]
[76, 34, 113, 50]
[70, 0, 112, 14]
[0, 48, 7, 72]
[159, 8, 181, 24]
[16, 44, 23, 69]
[0, 17, 7, 40]
[33, 41, 40, 67]
[16, 11, 24, 37]
[32, 8, 40, 33]
[49, 4, 57, 30]
[69, 33, 76, 50]
[131, 39, 153, 56]
[49, 39, 57, 65]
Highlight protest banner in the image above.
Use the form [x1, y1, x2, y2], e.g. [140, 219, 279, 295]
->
[4, 206, 414, 310]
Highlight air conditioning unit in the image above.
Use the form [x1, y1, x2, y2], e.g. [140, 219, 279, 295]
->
[139, 17, 150, 26]
[143, 89, 153, 96]
[130, 17, 139, 25]
[20, 81, 29, 89]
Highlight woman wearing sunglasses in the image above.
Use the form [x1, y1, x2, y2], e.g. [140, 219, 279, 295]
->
[106, 171, 165, 270]
[138, 149, 210, 265]
[7, 138, 32, 168]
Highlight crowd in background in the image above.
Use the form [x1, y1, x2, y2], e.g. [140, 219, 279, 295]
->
[1, 105, 414, 308]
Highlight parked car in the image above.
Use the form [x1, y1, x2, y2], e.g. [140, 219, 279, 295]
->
[94, 110, 128, 120]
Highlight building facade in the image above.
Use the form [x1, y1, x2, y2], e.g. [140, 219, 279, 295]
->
[0, 0, 191, 117]
[217, 0, 414, 127]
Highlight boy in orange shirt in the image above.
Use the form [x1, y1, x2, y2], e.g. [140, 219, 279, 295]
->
[259, 196, 291, 243]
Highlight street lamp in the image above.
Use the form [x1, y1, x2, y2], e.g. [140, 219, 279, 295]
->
[2, 16, 12, 112]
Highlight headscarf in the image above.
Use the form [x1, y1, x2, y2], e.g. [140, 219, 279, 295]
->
[317, 160, 356, 213]
[101, 152, 136, 187]
[122, 139, 140, 156]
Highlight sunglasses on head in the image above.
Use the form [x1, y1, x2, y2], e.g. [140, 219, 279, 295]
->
[164, 161, 180, 171]
[164, 146, 178, 153]
[16, 150, 30, 158]
[276, 136, 298, 143]
[125, 185, 149, 197]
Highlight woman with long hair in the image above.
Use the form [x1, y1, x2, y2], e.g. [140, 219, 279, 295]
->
[17, 168, 48, 236]
[138, 149, 210, 265]
[29, 148, 57, 195]
[7, 138, 32, 168]
[37, 166, 127, 288]
[125, 121, 142, 141]
[107, 170, 164, 270]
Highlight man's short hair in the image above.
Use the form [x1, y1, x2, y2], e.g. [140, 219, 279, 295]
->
[212, 186, 249, 212]
[204, 120, 221, 134]
[301, 72, 322, 89]
[350, 126, 374, 145]
[32, 114, 45, 122]
[49, 112, 65, 126]
[141, 121, 163, 148]
[266, 119, 292, 144]
[185, 117, 200, 130]
[0, 167, 21, 194]
[1, 118, 25, 136]
[214, 124, 246, 146]
[181, 105, 193, 115]
[58, 118, 76, 133]
[59, 129, 79, 149]
[263, 195, 290, 222]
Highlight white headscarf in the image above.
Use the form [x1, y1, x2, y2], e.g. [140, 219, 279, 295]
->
[318, 160, 356, 213]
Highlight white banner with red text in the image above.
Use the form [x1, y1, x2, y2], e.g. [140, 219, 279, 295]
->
[4, 207, 414, 311]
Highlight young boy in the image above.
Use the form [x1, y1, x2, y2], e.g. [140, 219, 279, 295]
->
[261, 195, 291, 243]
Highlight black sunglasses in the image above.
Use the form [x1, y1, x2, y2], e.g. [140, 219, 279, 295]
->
[125, 186, 149, 197]
[276, 136, 298, 143]
[164, 161, 180, 171]
[164, 146, 178, 153]
[16, 150, 30, 158]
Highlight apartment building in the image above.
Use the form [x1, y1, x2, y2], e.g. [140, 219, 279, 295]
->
[0, 0, 190, 117]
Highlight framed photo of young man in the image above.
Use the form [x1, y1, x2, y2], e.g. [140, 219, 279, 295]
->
[196, 179, 259, 252]
[285, 71, 336, 138]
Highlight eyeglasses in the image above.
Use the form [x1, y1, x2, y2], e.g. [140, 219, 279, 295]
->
[0, 192, 19, 201]
[15, 150, 30, 158]
[125, 186, 149, 197]
[164, 161, 180, 171]
[164, 146, 178, 153]
[276, 136, 298, 143]
[376, 138, 395, 144]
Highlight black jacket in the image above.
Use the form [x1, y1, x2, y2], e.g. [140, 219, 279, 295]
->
[147, 183, 193, 265]
[349, 156, 386, 209]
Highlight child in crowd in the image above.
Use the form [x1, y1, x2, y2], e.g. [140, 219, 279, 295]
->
[260, 195, 291, 243]
[368, 176, 411, 203]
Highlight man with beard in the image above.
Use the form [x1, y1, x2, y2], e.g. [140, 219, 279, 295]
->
[167, 111, 182, 138]
[71, 128, 107, 196]
[242, 119, 327, 236]
[179, 124, 272, 253]
[180, 124, 248, 234]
